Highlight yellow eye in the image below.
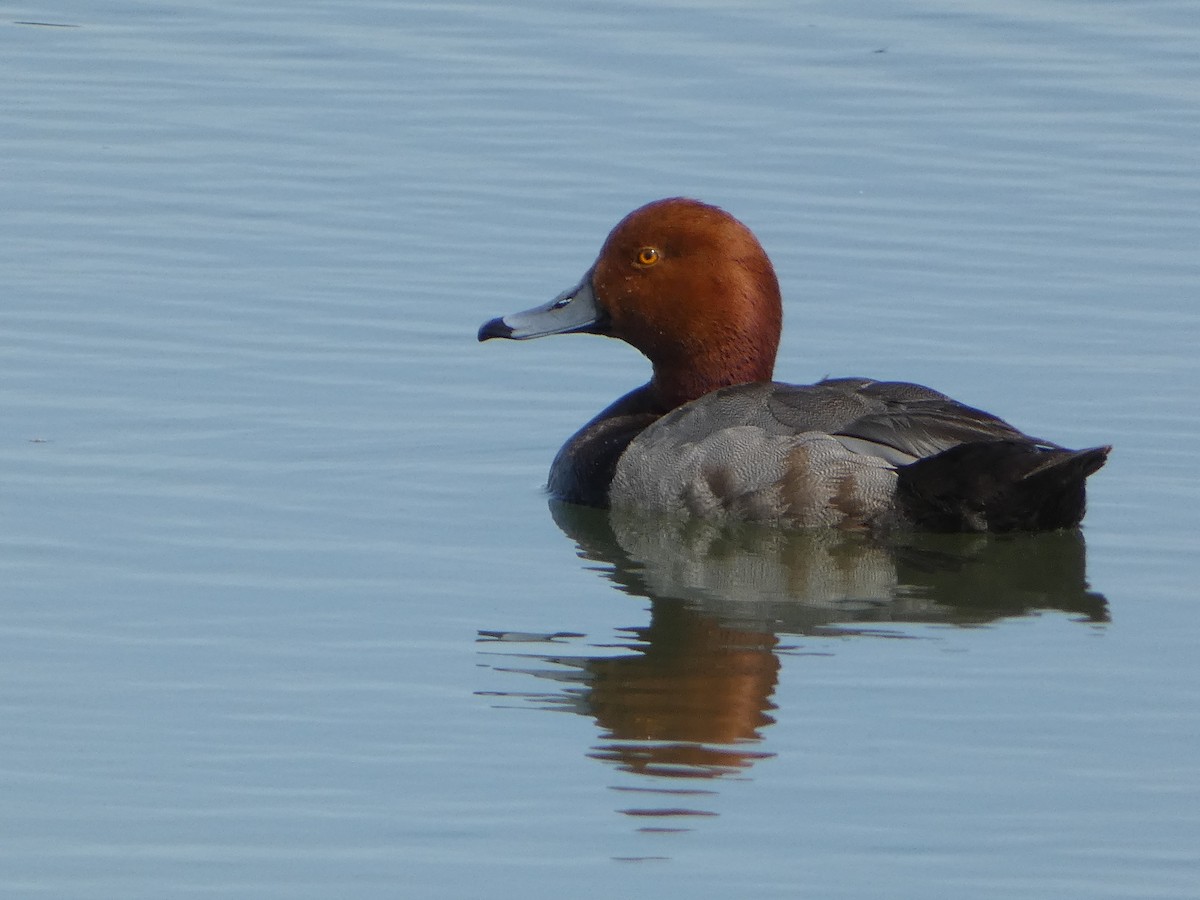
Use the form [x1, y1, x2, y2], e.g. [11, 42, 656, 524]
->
[636, 247, 660, 267]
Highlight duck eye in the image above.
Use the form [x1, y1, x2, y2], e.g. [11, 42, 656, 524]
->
[636, 247, 660, 267]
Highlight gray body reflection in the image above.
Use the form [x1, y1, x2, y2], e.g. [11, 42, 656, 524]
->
[556, 502, 1107, 633]
[479, 503, 1106, 830]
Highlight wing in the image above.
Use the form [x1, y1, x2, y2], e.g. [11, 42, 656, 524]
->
[761, 378, 1048, 464]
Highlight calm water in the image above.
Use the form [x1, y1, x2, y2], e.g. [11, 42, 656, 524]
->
[3, 1, 1199, 897]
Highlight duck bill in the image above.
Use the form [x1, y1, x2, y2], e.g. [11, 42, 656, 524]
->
[478, 275, 605, 341]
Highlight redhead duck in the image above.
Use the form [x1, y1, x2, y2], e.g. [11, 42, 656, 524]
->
[479, 198, 1109, 532]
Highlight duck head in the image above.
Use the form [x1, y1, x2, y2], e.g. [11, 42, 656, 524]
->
[479, 198, 783, 410]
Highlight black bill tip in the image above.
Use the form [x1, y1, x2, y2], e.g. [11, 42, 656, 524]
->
[477, 317, 514, 342]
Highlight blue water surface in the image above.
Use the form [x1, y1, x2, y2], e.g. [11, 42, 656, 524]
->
[2, 1, 1198, 897]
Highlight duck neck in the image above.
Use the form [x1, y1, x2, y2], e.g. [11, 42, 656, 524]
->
[650, 349, 775, 411]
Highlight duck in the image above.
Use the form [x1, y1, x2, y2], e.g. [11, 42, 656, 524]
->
[478, 198, 1109, 532]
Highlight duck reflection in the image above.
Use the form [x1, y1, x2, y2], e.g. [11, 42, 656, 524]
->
[584, 600, 779, 779]
[478, 502, 1106, 826]
[553, 502, 1107, 631]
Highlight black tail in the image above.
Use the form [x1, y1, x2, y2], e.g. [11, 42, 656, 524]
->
[896, 440, 1110, 533]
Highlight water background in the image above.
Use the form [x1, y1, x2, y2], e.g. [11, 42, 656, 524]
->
[3, 2, 1198, 897]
